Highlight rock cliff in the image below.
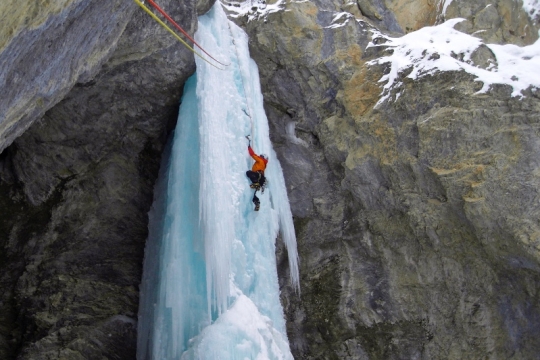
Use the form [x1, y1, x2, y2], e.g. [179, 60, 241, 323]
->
[0, 0, 211, 358]
[237, 0, 540, 358]
[1, 0, 540, 359]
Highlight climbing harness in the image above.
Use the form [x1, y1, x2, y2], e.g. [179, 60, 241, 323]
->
[146, 0, 229, 67]
[133, 0, 224, 70]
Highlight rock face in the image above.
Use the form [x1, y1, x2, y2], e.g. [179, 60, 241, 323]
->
[0, 0, 133, 154]
[239, 0, 540, 359]
[1, 0, 540, 359]
[446, 0, 539, 45]
[0, 0, 213, 358]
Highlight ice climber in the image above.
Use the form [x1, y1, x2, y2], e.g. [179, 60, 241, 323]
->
[245, 135, 268, 211]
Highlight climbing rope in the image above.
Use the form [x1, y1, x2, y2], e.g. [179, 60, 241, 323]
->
[146, 0, 229, 67]
[133, 0, 224, 70]
[228, 22, 255, 138]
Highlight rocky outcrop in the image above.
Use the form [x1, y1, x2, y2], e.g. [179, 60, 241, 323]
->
[0, 0, 213, 358]
[446, 0, 539, 45]
[0, 0, 133, 154]
[240, 0, 540, 358]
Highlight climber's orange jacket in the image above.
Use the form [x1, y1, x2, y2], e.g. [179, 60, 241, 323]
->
[248, 146, 268, 173]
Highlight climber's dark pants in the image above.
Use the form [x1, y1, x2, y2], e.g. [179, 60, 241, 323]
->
[252, 193, 260, 205]
[246, 170, 266, 187]
[246, 171, 265, 205]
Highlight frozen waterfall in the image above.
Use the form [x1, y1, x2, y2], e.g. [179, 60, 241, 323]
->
[137, 3, 299, 359]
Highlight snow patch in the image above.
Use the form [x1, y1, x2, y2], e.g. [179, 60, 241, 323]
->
[439, 0, 454, 16]
[367, 18, 540, 105]
[325, 12, 353, 29]
[523, 0, 540, 21]
[221, 0, 286, 21]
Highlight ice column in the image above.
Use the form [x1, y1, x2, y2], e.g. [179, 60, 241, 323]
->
[137, 3, 299, 359]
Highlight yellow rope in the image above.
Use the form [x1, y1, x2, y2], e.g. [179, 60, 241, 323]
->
[133, 0, 223, 70]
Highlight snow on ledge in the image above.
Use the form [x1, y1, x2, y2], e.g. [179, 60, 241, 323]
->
[439, 0, 454, 16]
[367, 18, 540, 106]
[523, 0, 540, 22]
[220, 0, 286, 21]
[325, 12, 354, 29]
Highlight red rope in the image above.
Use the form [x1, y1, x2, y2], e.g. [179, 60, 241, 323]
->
[147, 0, 229, 67]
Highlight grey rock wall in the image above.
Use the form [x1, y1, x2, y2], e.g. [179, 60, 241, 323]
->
[0, 0, 213, 358]
[445, 0, 538, 45]
[240, 0, 540, 358]
[0, 0, 133, 154]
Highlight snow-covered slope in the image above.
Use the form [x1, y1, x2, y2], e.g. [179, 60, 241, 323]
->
[368, 18, 540, 104]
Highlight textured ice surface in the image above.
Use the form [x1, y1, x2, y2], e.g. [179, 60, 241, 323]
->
[137, 3, 298, 359]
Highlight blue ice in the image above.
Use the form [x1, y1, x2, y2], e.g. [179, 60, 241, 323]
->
[137, 3, 299, 359]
